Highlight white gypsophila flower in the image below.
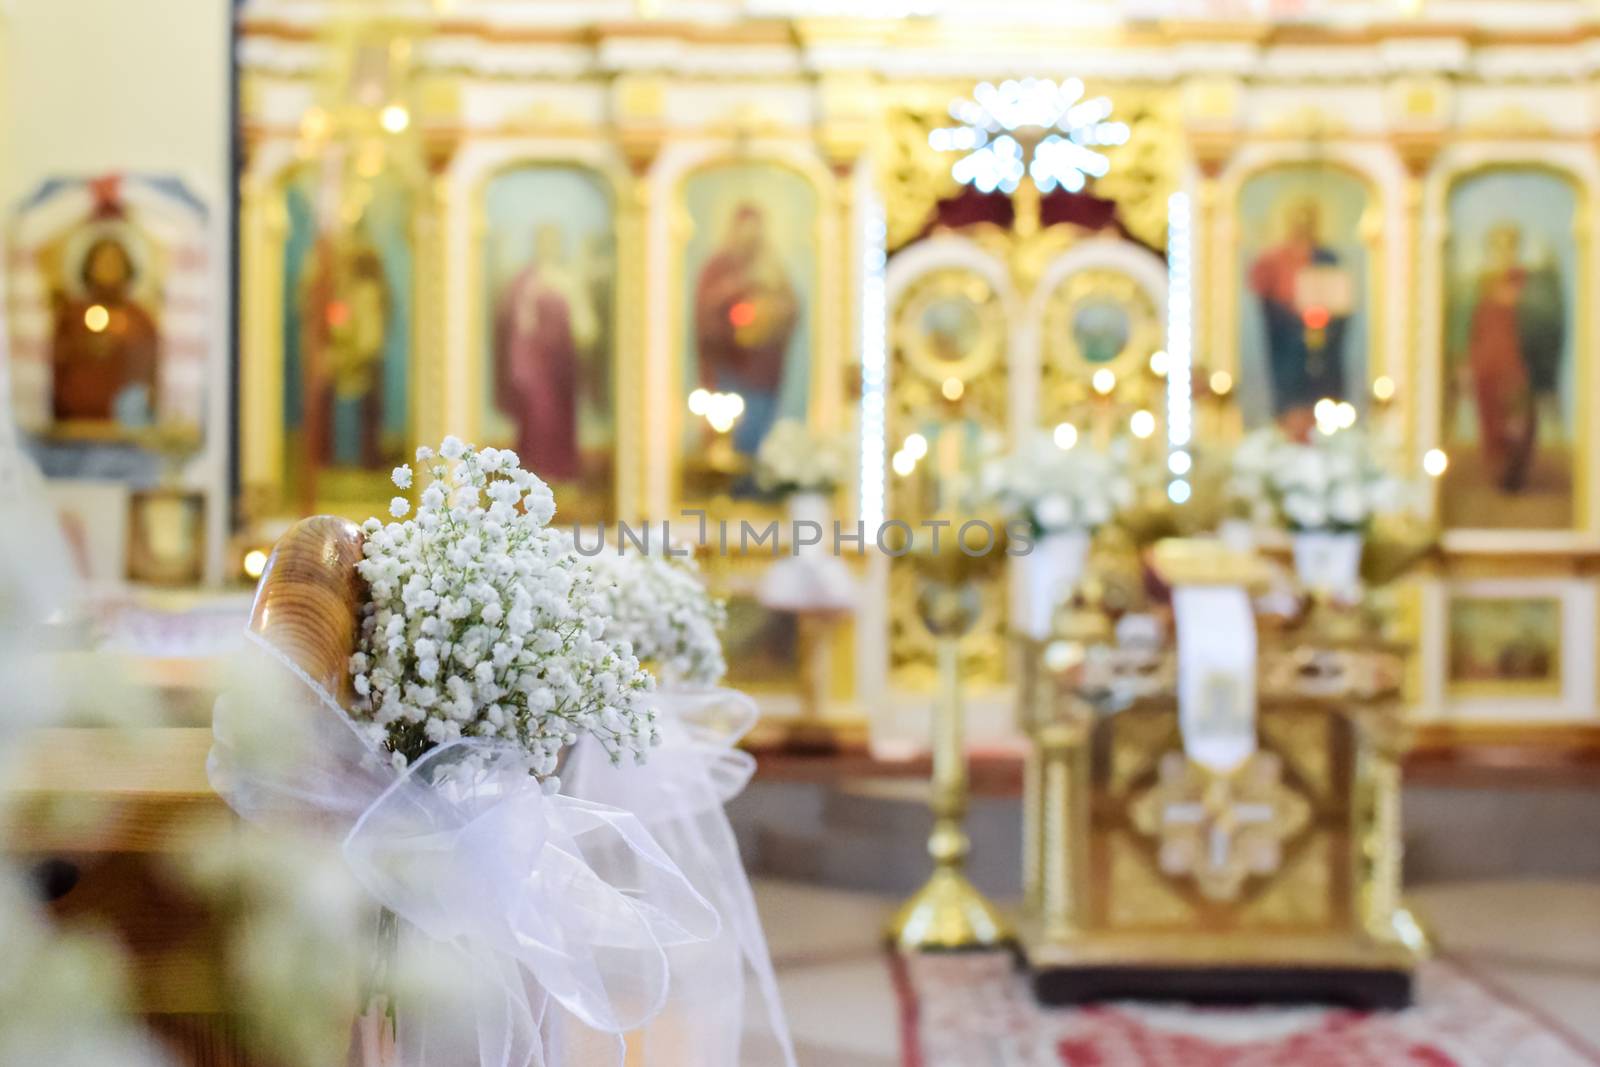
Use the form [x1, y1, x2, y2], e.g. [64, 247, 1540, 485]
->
[754, 418, 852, 496]
[350, 439, 656, 773]
[585, 547, 727, 688]
[980, 432, 1128, 536]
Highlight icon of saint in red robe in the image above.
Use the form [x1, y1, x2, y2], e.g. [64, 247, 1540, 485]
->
[493, 226, 599, 482]
[1247, 197, 1353, 419]
[1450, 223, 1566, 492]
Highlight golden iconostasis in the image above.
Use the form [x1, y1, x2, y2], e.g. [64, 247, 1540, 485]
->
[8, 1, 1600, 737]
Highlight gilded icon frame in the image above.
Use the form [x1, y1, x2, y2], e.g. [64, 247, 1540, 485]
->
[1423, 160, 1594, 546]
[665, 151, 837, 522]
[1420, 576, 1599, 722]
[237, 156, 424, 523]
[465, 157, 628, 525]
[1040, 267, 1162, 384]
[1221, 156, 1386, 431]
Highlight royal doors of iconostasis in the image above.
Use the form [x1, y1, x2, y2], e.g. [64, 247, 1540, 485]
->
[871, 224, 1169, 723]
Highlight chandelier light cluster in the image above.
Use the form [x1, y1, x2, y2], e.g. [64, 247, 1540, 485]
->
[931, 78, 1130, 195]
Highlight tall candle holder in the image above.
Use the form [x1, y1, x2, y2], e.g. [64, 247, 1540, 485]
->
[887, 522, 1012, 951]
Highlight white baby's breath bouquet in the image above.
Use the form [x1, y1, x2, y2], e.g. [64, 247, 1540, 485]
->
[349, 436, 656, 780]
[980, 432, 1134, 537]
[586, 549, 727, 687]
[754, 418, 850, 496]
[1237, 426, 1409, 533]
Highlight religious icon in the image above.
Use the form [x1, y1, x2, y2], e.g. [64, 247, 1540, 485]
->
[8, 174, 210, 470]
[1237, 166, 1370, 429]
[1442, 169, 1578, 531]
[919, 295, 984, 368]
[721, 593, 802, 691]
[300, 228, 391, 471]
[694, 203, 799, 456]
[1042, 267, 1161, 380]
[281, 167, 412, 510]
[51, 233, 159, 427]
[681, 163, 816, 493]
[483, 166, 615, 516]
[1072, 298, 1131, 366]
[1447, 594, 1563, 696]
[126, 487, 206, 585]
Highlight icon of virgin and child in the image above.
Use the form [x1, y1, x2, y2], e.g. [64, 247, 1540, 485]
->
[691, 202, 800, 458]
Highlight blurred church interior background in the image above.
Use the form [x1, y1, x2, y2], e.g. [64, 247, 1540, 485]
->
[2, 1, 1599, 1065]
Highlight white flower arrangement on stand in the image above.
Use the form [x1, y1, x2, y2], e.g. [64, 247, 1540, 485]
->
[753, 418, 851, 498]
[586, 549, 728, 687]
[754, 418, 856, 614]
[1231, 426, 1410, 598]
[981, 433, 1134, 640]
[351, 437, 657, 777]
[1219, 428, 1284, 551]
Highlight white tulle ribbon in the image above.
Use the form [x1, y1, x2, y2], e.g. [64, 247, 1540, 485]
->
[208, 632, 722, 1067]
[562, 686, 798, 1067]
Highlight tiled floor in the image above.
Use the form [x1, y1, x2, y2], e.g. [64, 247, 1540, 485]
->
[748, 879, 1600, 1067]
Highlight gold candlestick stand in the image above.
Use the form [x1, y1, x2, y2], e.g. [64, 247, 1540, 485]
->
[887, 533, 1011, 951]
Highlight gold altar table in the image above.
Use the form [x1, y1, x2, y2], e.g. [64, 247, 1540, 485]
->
[1017, 633, 1429, 1009]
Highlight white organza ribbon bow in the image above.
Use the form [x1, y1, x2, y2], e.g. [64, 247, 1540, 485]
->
[208, 633, 720, 1067]
[564, 686, 797, 1067]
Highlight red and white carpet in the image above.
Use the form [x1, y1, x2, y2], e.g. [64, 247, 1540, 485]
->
[893, 953, 1600, 1067]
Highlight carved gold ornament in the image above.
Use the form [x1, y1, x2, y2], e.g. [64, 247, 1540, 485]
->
[875, 84, 1181, 253]
[896, 270, 1007, 385]
[886, 267, 1008, 688]
[1042, 268, 1161, 382]
[1132, 750, 1312, 903]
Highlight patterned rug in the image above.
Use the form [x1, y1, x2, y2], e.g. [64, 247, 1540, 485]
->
[892, 952, 1600, 1067]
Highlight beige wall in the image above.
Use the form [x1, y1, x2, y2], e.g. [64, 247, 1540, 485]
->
[2, 0, 230, 211]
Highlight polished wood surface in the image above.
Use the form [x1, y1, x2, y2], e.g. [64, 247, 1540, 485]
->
[248, 515, 367, 704]
[747, 727, 1600, 793]
[2, 516, 370, 1067]
[1407, 722, 1600, 787]
[4, 727, 234, 1038]
[4, 727, 222, 853]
